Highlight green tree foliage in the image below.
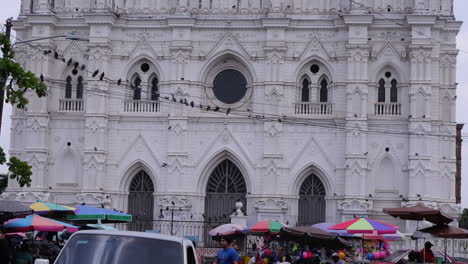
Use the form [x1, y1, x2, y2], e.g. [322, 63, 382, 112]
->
[460, 208, 468, 229]
[0, 33, 48, 187]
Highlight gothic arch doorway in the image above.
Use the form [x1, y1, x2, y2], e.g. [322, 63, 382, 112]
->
[298, 174, 326, 225]
[204, 159, 247, 245]
[205, 159, 247, 220]
[128, 170, 154, 231]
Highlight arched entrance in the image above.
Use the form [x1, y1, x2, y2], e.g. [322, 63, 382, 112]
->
[204, 159, 247, 245]
[205, 159, 247, 220]
[298, 174, 326, 225]
[128, 170, 154, 231]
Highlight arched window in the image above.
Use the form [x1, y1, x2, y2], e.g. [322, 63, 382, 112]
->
[390, 79, 398, 102]
[320, 79, 328, 103]
[301, 78, 310, 102]
[378, 79, 385, 102]
[65, 76, 72, 99]
[132, 76, 142, 100]
[150, 77, 159, 101]
[76, 76, 83, 99]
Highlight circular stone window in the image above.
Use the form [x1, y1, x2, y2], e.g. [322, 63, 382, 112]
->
[310, 64, 320, 74]
[385, 72, 392, 78]
[140, 63, 150, 73]
[213, 69, 247, 104]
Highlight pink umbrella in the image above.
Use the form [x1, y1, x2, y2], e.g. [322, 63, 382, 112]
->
[209, 223, 246, 236]
[4, 214, 78, 233]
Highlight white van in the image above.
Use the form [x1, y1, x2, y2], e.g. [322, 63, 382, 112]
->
[34, 230, 200, 264]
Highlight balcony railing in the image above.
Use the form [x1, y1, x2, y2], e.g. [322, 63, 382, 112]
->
[374, 103, 401, 116]
[295, 102, 332, 116]
[124, 100, 160, 113]
[59, 99, 84, 112]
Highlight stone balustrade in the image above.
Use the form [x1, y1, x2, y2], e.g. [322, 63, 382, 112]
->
[124, 100, 160, 113]
[295, 102, 332, 116]
[375, 103, 402, 116]
[59, 99, 84, 112]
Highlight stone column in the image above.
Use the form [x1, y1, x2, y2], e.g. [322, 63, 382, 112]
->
[341, 14, 373, 220]
[80, 15, 115, 196]
[406, 15, 436, 201]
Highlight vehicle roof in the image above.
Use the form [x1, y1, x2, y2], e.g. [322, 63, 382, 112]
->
[69, 230, 191, 244]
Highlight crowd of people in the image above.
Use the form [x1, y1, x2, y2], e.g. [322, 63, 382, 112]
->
[0, 229, 63, 264]
[211, 237, 364, 264]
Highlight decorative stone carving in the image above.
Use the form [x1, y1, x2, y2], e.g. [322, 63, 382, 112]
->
[26, 115, 49, 131]
[1, 192, 54, 203]
[83, 152, 107, 170]
[159, 196, 192, 210]
[75, 193, 112, 207]
[254, 198, 288, 213]
[85, 117, 107, 133]
[338, 199, 373, 211]
[264, 122, 282, 137]
[169, 119, 187, 135]
[437, 203, 461, 218]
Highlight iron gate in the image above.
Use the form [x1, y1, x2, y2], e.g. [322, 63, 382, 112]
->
[298, 174, 326, 226]
[204, 159, 247, 247]
[128, 170, 154, 231]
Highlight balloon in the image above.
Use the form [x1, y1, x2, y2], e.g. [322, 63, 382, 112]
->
[263, 258, 269, 264]
[303, 252, 308, 258]
[367, 253, 374, 260]
[373, 252, 380, 259]
[339, 252, 346, 260]
[308, 252, 314, 259]
[264, 249, 272, 256]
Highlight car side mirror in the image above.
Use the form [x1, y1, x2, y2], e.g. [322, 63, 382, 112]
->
[34, 259, 50, 264]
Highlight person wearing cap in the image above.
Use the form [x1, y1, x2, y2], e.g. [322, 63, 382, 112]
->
[213, 237, 239, 264]
[331, 253, 345, 264]
[419, 241, 435, 263]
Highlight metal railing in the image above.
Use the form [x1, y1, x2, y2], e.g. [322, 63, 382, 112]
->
[59, 99, 84, 112]
[374, 102, 401, 116]
[117, 220, 229, 248]
[294, 102, 332, 116]
[124, 100, 160, 113]
[389, 239, 468, 258]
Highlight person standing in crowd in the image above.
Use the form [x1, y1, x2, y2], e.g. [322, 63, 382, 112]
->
[0, 230, 12, 264]
[330, 253, 345, 264]
[279, 255, 292, 264]
[213, 237, 239, 264]
[14, 243, 33, 264]
[420, 241, 435, 263]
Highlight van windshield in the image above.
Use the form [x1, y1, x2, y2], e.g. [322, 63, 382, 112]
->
[55, 234, 183, 264]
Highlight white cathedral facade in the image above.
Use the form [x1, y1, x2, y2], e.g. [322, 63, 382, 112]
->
[3, 0, 463, 231]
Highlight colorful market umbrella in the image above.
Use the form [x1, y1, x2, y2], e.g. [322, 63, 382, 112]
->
[67, 205, 132, 223]
[329, 217, 398, 235]
[244, 220, 284, 234]
[312, 222, 355, 237]
[30, 201, 75, 216]
[4, 214, 78, 233]
[209, 223, 246, 236]
[360, 230, 409, 241]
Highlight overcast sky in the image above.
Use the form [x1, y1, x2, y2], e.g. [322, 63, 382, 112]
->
[1, 1, 468, 208]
